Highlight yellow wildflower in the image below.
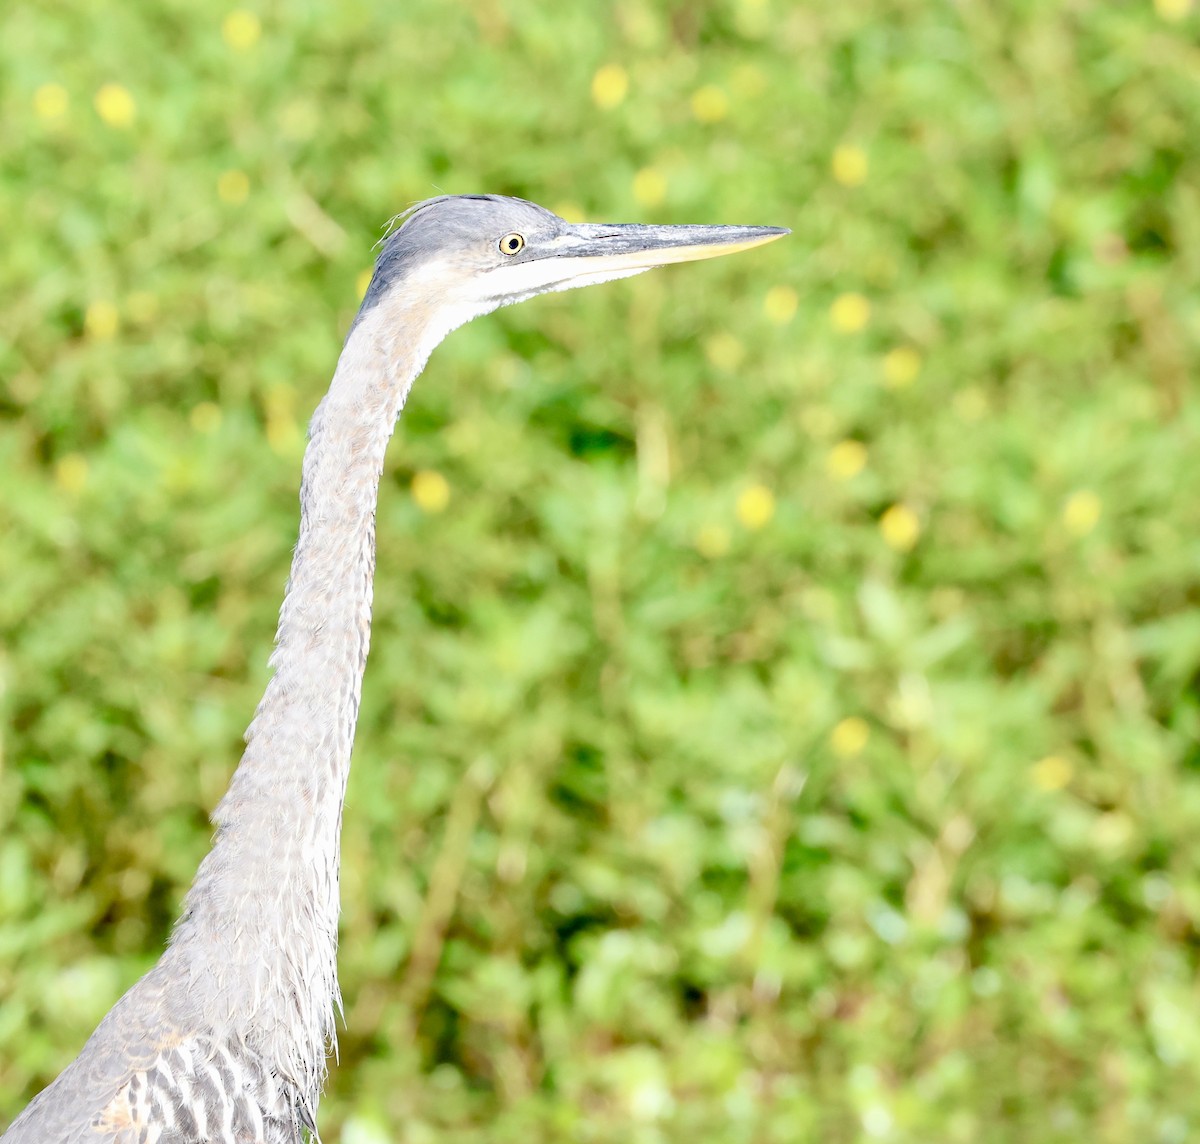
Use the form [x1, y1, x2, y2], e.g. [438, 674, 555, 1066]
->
[1031, 755, 1072, 792]
[763, 285, 798, 325]
[827, 440, 867, 480]
[94, 83, 136, 128]
[55, 454, 89, 495]
[1155, 0, 1192, 20]
[882, 346, 921, 388]
[591, 64, 629, 110]
[1063, 490, 1101, 537]
[691, 85, 729, 124]
[736, 484, 775, 530]
[412, 470, 451, 514]
[830, 292, 870, 333]
[831, 144, 868, 187]
[85, 301, 120, 341]
[222, 10, 262, 50]
[880, 504, 920, 551]
[830, 717, 870, 758]
[703, 332, 745, 372]
[217, 169, 250, 204]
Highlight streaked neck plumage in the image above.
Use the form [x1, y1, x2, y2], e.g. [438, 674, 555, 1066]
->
[165, 288, 439, 1110]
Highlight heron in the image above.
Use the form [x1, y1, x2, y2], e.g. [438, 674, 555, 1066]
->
[1, 194, 788, 1144]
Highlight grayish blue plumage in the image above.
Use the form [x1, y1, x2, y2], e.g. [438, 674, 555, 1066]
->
[1, 194, 787, 1144]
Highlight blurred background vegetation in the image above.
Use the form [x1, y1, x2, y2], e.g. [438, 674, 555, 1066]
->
[1, 1, 1199, 1141]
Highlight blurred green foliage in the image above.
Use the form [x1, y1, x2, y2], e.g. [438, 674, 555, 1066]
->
[2, 1, 1200, 1141]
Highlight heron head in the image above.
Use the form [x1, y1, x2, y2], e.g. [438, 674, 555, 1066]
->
[356, 194, 788, 334]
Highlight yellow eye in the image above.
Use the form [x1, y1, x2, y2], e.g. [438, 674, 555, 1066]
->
[499, 232, 525, 255]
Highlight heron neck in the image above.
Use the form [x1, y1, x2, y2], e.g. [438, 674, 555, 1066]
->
[166, 299, 431, 1100]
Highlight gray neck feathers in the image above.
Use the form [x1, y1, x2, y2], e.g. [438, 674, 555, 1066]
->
[163, 293, 431, 1111]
